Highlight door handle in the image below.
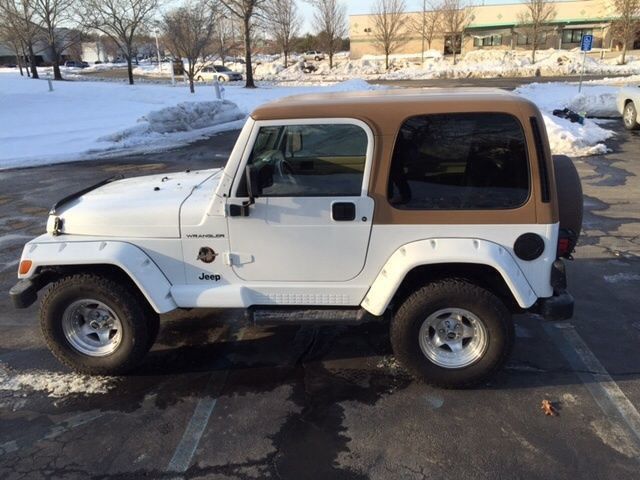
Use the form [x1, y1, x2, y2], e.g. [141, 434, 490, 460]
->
[332, 202, 356, 221]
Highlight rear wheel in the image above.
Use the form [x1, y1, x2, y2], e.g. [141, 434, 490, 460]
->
[218, 75, 227, 83]
[40, 274, 155, 375]
[390, 279, 514, 388]
[623, 101, 639, 130]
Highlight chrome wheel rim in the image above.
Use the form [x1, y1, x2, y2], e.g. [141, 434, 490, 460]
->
[418, 308, 488, 369]
[61, 299, 122, 356]
[624, 104, 635, 126]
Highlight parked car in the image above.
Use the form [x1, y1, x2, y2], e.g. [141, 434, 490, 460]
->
[64, 61, 89, 68]
[197, 64, 243, 82]
[303, 50, 325, 61]
[617, 85, 640, 130]
[10, 89, 582, 388]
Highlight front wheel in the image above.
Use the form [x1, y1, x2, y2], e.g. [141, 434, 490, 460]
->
[217, 75, 227, 83]
[623, 101, 639, 130]
[390, 279, 514, 388]
[40, 273, 157, 375]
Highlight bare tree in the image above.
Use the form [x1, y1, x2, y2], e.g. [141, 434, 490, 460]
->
[80, 0, 159, 85]
[371, 0, 407, 70]
[307, 0, 346, 68]
[440, 0, 472, 65]
[0, 0, 42, 78]
[516, 0, 556, 63]
[220, 0, 265, 88]
[33, 0, 81, 80]
[211, 14, 235, 65]
[610, 0, 640, 64]
[411, 0, 442, 65]
[162, 0, 218, 93]
[264, 0, 300, 68]
[0, 10, 27, 74]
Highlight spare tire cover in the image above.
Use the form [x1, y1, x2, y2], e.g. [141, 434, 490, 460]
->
[552, 155, 583, 239]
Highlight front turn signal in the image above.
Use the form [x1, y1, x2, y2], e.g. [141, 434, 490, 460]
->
[18, 260, 33, 275]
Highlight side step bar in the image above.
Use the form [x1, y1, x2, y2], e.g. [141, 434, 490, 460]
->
[248, 307, 377, 325]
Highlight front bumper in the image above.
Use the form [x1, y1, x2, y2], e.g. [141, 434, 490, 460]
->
[10, 278, 39, 309]
[9, 272, 50, 309]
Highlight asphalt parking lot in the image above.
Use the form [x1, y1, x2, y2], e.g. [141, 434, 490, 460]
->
[1, 122, 639, 479]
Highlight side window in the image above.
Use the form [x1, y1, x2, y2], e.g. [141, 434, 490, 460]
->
[388, 113, 530, 210]
[242, 123, 368, 197]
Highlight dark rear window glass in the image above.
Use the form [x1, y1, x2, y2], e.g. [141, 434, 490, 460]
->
[388, 113, 530, 210]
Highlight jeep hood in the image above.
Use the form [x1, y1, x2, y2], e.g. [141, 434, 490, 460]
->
[49, 169, 223, 238]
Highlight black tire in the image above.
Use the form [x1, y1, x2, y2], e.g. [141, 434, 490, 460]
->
[390, 279, 514, 388]
[553, 154, 583, 241]
[40, 273, 154, 375]
[623, 101, 639, 130]
[218, 75, 226, 83]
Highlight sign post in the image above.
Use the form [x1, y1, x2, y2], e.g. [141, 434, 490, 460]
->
[579, 34, 593, 93]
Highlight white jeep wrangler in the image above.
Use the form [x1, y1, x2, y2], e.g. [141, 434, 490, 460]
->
[11, 89, 581, 388]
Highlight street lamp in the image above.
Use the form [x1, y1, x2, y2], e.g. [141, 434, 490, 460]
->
[154, 27, 162, 72]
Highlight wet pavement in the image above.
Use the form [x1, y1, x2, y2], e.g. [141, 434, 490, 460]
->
[1, 124, 640, 479]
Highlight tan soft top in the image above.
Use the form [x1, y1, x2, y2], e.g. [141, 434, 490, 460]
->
[250, 88, 539, 135]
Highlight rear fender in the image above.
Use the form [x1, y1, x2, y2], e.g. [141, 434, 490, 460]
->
[18, 239, 177, 313]
[361, 238, 538, 316]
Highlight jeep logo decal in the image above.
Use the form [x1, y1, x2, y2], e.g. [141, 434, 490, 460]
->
[197, 247, 217, 264]
[198, 273, 221, 281]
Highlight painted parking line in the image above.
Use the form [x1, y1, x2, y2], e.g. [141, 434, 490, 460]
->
[166, 327, 246, 476]
[544, 323, 640, 461]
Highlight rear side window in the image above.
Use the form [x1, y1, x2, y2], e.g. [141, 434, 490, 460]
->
[388, 113, 530, 210]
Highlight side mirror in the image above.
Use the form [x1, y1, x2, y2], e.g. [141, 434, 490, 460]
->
[245, 164, 274, 199]
[245, 164, 260, 199]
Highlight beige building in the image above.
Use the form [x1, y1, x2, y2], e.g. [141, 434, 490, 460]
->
[349, 0, 637, 59]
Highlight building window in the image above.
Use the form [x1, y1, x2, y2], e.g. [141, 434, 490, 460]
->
[388, 113, 530, 210]
[562, 28, 593, 44]
[473, 34, 503, 47]
[517, 32, 547, 45]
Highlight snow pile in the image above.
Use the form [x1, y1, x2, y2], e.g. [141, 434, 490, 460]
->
[515, 82, 619, 156]
[0, 363, 115, 398]
[542, 112, 613, 156]
[516, 82, 621, 117]
[99, 100, 245, 150]
[144, 100, 243, 133]
[255, 48, 640, 82]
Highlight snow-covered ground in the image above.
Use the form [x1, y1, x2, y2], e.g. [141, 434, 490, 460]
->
[0, 72, 376, 169]
[55, 48, 640, 85]
[0, 68, 635, 168]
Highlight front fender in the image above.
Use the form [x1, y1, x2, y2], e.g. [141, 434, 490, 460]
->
[361, 238, 538, 316]
[18, 237, 177, 313]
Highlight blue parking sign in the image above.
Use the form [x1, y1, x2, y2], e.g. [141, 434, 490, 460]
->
[581, 34, 593, 52]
